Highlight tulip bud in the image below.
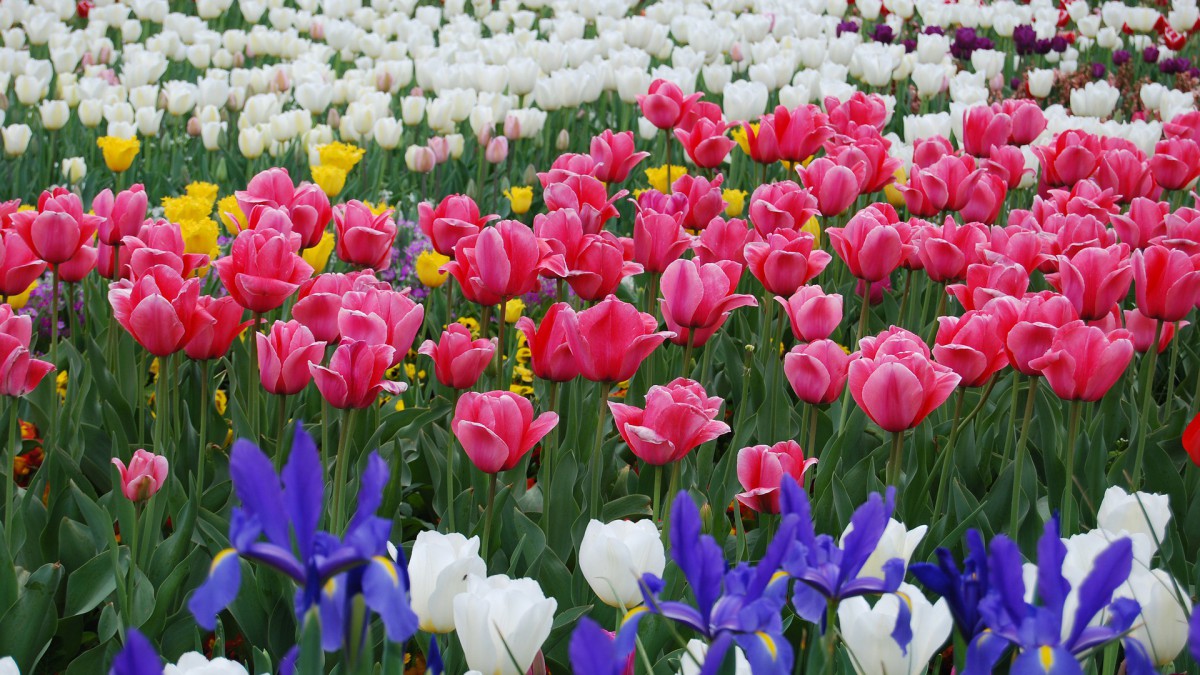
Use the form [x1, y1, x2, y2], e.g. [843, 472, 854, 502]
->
[61, 156, 86, 184]
[484, 136, 508, 164]
[112, 449, 168, 502]
[555, 128, 570, 151]
[186, 116, 202, 137]
[579, 520, 666, 608]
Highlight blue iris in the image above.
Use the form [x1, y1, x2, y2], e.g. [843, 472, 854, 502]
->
[187, 426, 418, 654]
[109, 629, 162, 675]
[910, 529, 990, 642]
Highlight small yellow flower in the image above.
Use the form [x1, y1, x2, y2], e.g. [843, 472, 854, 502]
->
[312, 165, 348, 198]
[185, 181, 220, 208]
[513, 364, 533, 384]
[6, 280, 36, 309]
[364, 200, 392, 217]
[417, 250, 450, 288]
[503, 298, 525, 323]
[802, 216, 821, 246]
[179, 217, 220, 266]
[150, 358, 160, 379]
[456, 317, 480, 339]
[884, 166, 908, 209]
[508, 384, 534, 397]
[731, 123, 756, 156]
[503, 186, 534, 215]
[214, 389, 228, 415]
[645, 164, 688, 193]
[218, 195, 247, 235]
[97, 136, 140, 173]
[317, 141, 366, 173]
[723, 189, 748, 217]
[516, 345, 531, 364]
[302, 228, 336, 273]
[394, 397, 406, 411]
[16, 205, 34, 212]
[56, 370, 68, 400]
[631, 188, 647, 200]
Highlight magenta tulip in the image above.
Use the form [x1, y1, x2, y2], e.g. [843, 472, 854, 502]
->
[452, 390, 559, 473]
[608, 377, 729, 465]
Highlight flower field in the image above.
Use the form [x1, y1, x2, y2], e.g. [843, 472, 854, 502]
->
[5, 0, 1200, 673]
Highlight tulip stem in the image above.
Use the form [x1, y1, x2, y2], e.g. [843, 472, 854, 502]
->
[824, 600, 838, 675]
[1131, 320, 1163, 488]
[928, 289, 946, 345]
[106, 242, 121, 366]
[1000, 371, 1021, 468]
[5, 403, 18, 552]
[50, 267, 59, 449]
[807, 404, 820, 463]
[446, 391, 461, 533]
[481, 472, 497, 561]
[248, 313, 263, 444]
[885, 430, 904, 487]
[680, 335, 694, 381]
[1062, 400, 1083, 533]
[541, 381, 559, 531]
[652, 463, 664, 527]
[496, 300, 507, 391]
[932, 388, 967, 518]
[856, 280, 871, 344]
[1164, 326, 1180, 425]
[332, 408, 356, 534]
[275, 395, 288, 469]
[197, 361, 209, 498]
[897, 269, 914, 327]
[1010, 377, 1038, 538]
[589, 382, 608, 520]
[664, 131, 673, 195]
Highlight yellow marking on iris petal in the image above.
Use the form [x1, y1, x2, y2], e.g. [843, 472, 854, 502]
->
[373, 555, 400, 586]
[896, 590, 913, 610]
[210, 548, 237, 574]
[621, 606, 649, 627]
[769, 570, 789, 586]
[1039, 646, 1054, 670]
[324, 578, 338, 597]
[757, 632, 778, 659]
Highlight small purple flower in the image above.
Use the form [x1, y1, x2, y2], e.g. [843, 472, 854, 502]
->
[924, 25, 945, 35]
[1050, 35, 1068, 53]
[871, 24, 895, 44]
[1013, 25, 1037, 55]
[1091, 62, 1107, 79]
[1035, 38, 1053, 55]
[902, 38, 916, 53]
[1144, 45, 1160, 63]
[1113, 49, 1131, 65]
[836, 20, 859, 36]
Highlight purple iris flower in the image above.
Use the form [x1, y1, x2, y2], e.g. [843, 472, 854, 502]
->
[109, 629, 162, 675]
[187, 426, 417, 655]
[569, 613, 647, 675]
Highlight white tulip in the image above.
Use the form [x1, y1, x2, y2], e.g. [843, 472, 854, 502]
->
[373, 117, 402, 149]
[201, 121, 225, 151]
[912, 63, 949, 100]
[2, 124, 31, 156]
[638, 116, 658, 141]
[164, 652, 248, 675]
[702, 63, 732, 94]
[1096, 486, 1170, 553]
[970, 49, 1005, 79]
[107, 121, 138, 140]
[452, 574, 557, 675]
[61, 156, 86, 184]
[841, 518, 927, 581]
[445, 133, 465, 159]
[1027, 69, 1055, 98]
[678, 639, 750, 675]
[579, 520, 666, 609]
[14, 74, 47, 105]
[238, 126, 265, 158]
[1118, 567, 1191, 666]
[0, 657, 17, 675]
[408, 531, 486, 634]
[916, 33, 950, 64]
[78, 99, 104, 128]
[723, 80, 769, 122]
[164, 82, 197, 116]
[839, 583, 953, 675]
[1070, 80, 1120, 118]
[39, 99, 69, 131]
[295, 81, 332, 114]
[135, 107, 164, 136]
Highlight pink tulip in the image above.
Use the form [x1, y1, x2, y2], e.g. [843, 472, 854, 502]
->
[827, 203, 915, 283]
[896, 154, 976, 216]
[776, 285, 842, 342]
[826, 130, 901, 194]
[671, 174, 727, 231]
[338, 288, 425, 367]
[566, 232, 642, 302]
[694, 217, 751, 266]
[1094, 148, 1161, 204]
[748, 181, 819, 236]
[516, 303, 580, 382]
[257, 320, 326, 395]
[484, 136, 508, 164]
[92, 185, 148, 246]
[1132, 244, 1200, 322]
[562, 295, 674, 383]
[984, 145, 1031, 190]
[533, 208, 586, 267]
[1164, 110, 1200, 142]
[679, 101, 724, 134]
[1045, 244, 1134, 321]
[609, 377, 729, 465]
[538, 154, 596, 186]
[674, 118, 736, 169]
[123, 219, 210, 279]
[185, 295, 251, 361]
[773, 104, 834, 163]
[784, 339, 856, 405]
[543, 174, 625, 235]
[0, 309, 53, 397]
[10, 188, 103, 265]
[236, 167, 295, 217]
[108, 265, 205, 356]
[632, 208, 691, 274]
[947, 260, 1030, 311]
[1043, 213, 1118, 259]
[825, 92, 889, 136]
[0, 230, 46, 296]
[741, 116, 781, 164]
[1123, 309, 1184, 354]
[848, 349, 961, 432]
[796, 157, 862, 217]
[213, 229, 313, 313]
[735, 440, 819, 513]
[1032, 130, 1103, 189]
[659, 258, 757, 347]
[55, 244, 96, 283]
[310, 340, 402, 409]
[590, 130, 649, 184]
[452, 391, 558, 474]
[961, 105, 1013, 157]
[976, 225, 1050, 274]
[1037, 180, 1122, 225]
[418, 323, 496, 389]
[1005, 291, 1080, 376]
[994, 99, 1046, 145]
[1027, 320, 1134, 401]
[446, 220, 566, 303]
[418, 194, 496, 256]
[958, 171, 1007, 225]
[912, 136, 955, 169]
[111, 449, 168, 502]
[914, 217, 987, 283]
[333, 201, 397, 270]
[1150, 138, 1200, 190]
[744, 228, 832, 296]
[1111, 198, 1170, 250]
[291, 273, 372, 343]
[858, 325, 931, 359]
[236, 169, 331, 248]
[1159, 207, 1200, 255]
[933, 310, 1009, 387]
[636, 79, 702, 130]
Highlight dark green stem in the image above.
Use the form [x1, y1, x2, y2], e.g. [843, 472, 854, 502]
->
[1131, 320, 1163, 487]
[1010, 376, 1038, 538]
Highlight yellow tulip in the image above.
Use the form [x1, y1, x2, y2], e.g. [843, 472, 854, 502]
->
[503, 186, 534, 215]
[96, 136, 140, 173]
[504, 297, 525, 323]
[302, 229, 336, 273]
[884, 166, 908, 209]
[417, 249, 450, 288]
[317, 141, 366, 173]
[312, 165, 348, 198]
[723, 189, 748, 217]
[645, 164, 688, 193]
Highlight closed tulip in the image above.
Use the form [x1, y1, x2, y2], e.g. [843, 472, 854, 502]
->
[1111, 198, 1170, 250]
[1032, 130, 1102, 188]
[310, 340, 401, 409]
[0, 310, 54, 397]
[1119, 568, 1192, 666]
[748, 181, 819, 236]
[932, 310, 1009, 387]
[123, 219, 210, 279]
[1149, 138, 1200, 190]
[744, 228, 832, 296]
[960, 105, 1012, 157]
[213, 229, 314, 313]
[0, 230, 47, 297]
[562, 295, 674, 383]
[784, 339, 856, 405]
[674, 118, 735, 169]
[848, 350, 961, 432]
[449, 219, 564, 302]
[694, 216, 751, 266]
[10, 189, 103, 265]
[111, 449, 168, 502]
[827, 204, 916, 283]
[543, 174, 623, 235]
[1123, 309, 1182, 354]
[257, 320, 326, 395]
[671, 174, 727, 231]
[637, 79, 702, 130]
[947, 261, 1030, 311]
[1133, 244, 1200, 322]
[185, 295, 251, 361]
[452, 574, 557, 675]
[1027, 321, 1134, 401]
[777, 285, 843, 342]
[609, 377, 730, 465]
[590, 129, 649, 184]
[741, 117, 781, 164]
[1097, 486, 1171, 549]
[797, 157, 862, 217]
[516, 303, 579, 382]
[418, 323, 496, 389]
[773, 103, 834, 163]
[579, 519, 665, 608]
[291, 273, 358, 343]
[957, 170, 1007, 225]
[735, 440, 818, 513]
[842, 518, 928, 581]
[1006, 292, 1079, 376]
[93, 185, 149, 246]
[565, 232, 642, 302]
[659, 258, 757, 347]
[1046, 245, 1134, 321]
[858, 326, 931, 359]
[452, 390, 557, 474]
[333, 200, 397, 270]
[632, 209, 691, 274]
[838, 583, 952, 675]
[406, 531, 486, 634]
[108, 265, 205, 356]
[915, 217, 987, 283]
[338, 288, 425, 367]
[418, 194, 495, 256]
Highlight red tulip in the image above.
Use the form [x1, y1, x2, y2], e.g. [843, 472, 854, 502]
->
[1032, 130, 1102, 189]
[735, 440, 818, 514]
[124, 219, 210, 279]
[213, 229, 313, 313]
[590, 130, 649, 184]
[848, 349, 961, 432]
[1027, 320, 1133, 401]
[947, 260, 1030, 311]
[418, 323, 496, 390]
[334, 200, 397, 270]
[543, 173, 624, 235]
[1005, 291, 1079, 376]
[92, 185, 148, 246]
[637, 79, 702, 130]
[562, 295, 674, 383]
[1150, 138, 1200, 190]
[566, 232, 642, 302]
[1123, 309, 1185, 354]
[186, 295, 252, 361]
[674, 118, 736, 169]
[748, 181, 819, 236]
[958, 171, 1007, 225]
[0, 230, 46, 296]
[659, 258, 757, 347]
[784, 339, 856, 405]
[1133, 244, 1200, 322]
[107, 264, 205, 356]
[632, 208, 691, 274]
[0, 308, 53, 397]
[827, 203, 915, 283]
[671, 174, 727, 231]
[961, 106, 1012, 157]
[933, 310, 1009, 387]
[418, 194, 496, 256]
[256, 320, 326, 395]
[516, 302, 580, 383]
[741, 116, 781, 165]
[338, 288, 425, 367]
[1185, 411, 1200, 467]
[744, 228, 832, 296]
[1046, 244, 1134, 321]
[773, 104, 834, 163]
[452, 390, 558, 474]
[608, 377, 729, 465]
[694, 217, 751, 266]
[797, 157, 862, 217]
[10, 189, 103, 265]
[111, 449, 168, 502]
[310, 340, 402, 409]
[776, 285, 842, 342]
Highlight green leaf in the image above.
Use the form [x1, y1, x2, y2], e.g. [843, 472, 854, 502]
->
[601, 494, 652, 522]
[0, 562, 62, 672]
[65, 546, 130, 617]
